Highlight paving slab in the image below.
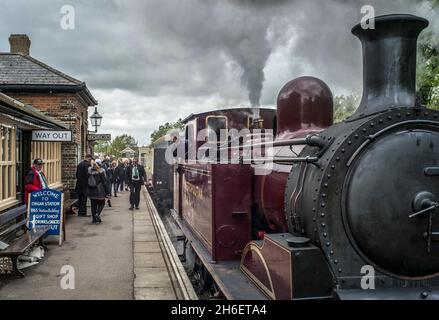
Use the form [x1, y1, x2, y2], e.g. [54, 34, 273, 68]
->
[134, 220, 153, 227]
[135, 287, 176, 300]
[134, 233, 161, 242]
[134, 267, 173, 288]
[134, 226, 156, 234]
[134, 253, 166, 268]
[134, 215, 150, 221]
[134, 242, 162, 253]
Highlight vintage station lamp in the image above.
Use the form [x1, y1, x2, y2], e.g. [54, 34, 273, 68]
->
[89, 107, 103, 133]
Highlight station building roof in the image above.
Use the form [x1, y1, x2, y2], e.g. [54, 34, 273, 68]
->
[0, 92, 68, 130]
[0, 53, 97, 106]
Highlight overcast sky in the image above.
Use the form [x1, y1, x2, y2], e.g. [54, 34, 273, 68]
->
[0, 0, 437, 145]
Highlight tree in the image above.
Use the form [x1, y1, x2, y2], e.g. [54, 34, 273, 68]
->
[334, 94, 360, 123]
[421, 0, 439, 7]
[94, 141, 111, 154]
[149, 119, 185, 147]
[110, 134, 138, 156]
[418, 40, 439, 109]
[418, 0, 439, 109]
[95, 134, 138, 158]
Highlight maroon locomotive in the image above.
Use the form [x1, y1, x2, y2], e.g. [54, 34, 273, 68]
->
[167, 14, 439, 300]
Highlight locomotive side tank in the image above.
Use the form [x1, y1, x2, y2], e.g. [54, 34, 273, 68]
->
[174, 108, 277, 262]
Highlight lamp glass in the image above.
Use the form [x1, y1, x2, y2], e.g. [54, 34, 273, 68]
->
[90, 107, 103, 128]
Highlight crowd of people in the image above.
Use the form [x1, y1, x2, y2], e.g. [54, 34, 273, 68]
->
[23, 154, 147, 225]
[75, 155, 147, 224]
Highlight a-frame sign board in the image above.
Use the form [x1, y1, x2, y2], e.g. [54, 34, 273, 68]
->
[28, 190, 65, 246]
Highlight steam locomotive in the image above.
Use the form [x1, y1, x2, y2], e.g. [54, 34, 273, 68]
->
[154, 14, 439, 299]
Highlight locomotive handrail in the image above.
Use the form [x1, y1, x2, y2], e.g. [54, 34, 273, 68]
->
[409, 202, 439, 219]
[220, 134, 327, 151]
[242, 156, 319, 164]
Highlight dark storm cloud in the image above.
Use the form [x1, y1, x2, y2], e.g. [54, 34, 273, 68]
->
[0, 0, 434, 99]
[0, 0, 437, 144]
[125, 0, 437, 104]
[129, 0, 286, 106]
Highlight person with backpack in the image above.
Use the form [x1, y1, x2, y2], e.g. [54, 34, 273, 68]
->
[87, 159, 110, 224]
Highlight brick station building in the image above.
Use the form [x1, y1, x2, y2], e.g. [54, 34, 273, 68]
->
[0, 35, 98, 196]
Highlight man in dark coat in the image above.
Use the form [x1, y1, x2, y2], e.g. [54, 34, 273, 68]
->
[115, 162, 124, 193]
[124, 159, 132, 191]
[75, 154, 93, 217]
[126, 158, 147, 210]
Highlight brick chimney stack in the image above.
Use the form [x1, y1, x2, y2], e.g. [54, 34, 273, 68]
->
[9, 34, 31, 55]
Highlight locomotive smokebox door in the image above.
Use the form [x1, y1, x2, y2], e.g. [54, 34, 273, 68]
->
[344, 126, 439, 277]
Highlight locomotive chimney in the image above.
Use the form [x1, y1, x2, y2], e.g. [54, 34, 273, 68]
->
[352, 14, 429, 116]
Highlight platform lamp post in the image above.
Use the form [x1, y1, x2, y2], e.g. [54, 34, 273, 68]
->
[88, 107, 103, 156]
[90, 107, 103, 133]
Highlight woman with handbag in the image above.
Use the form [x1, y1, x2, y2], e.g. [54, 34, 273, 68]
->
[87, 159, 110, 224]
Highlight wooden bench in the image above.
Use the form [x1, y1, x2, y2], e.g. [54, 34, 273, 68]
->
[64, 198, 79, 215]
[0, 205, 50, 277]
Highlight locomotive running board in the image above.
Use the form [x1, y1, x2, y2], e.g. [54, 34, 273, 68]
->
[170, 209, 266, 300]
[336, 288, 439, 300]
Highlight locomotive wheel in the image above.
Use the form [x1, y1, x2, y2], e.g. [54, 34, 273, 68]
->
[192, 256, 219, 298]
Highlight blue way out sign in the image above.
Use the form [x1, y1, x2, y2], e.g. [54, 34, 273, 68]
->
[28, 189, 65, 245]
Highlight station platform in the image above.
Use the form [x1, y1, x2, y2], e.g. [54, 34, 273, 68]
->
[0, 188, 196, 300]
[134, 188, 196, 300]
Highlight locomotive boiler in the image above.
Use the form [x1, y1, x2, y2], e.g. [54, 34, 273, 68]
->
[168, 14, 439, 300]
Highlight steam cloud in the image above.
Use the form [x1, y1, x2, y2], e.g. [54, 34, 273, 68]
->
[129, 0, 287, 106]
[130, 0, 437, 107]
